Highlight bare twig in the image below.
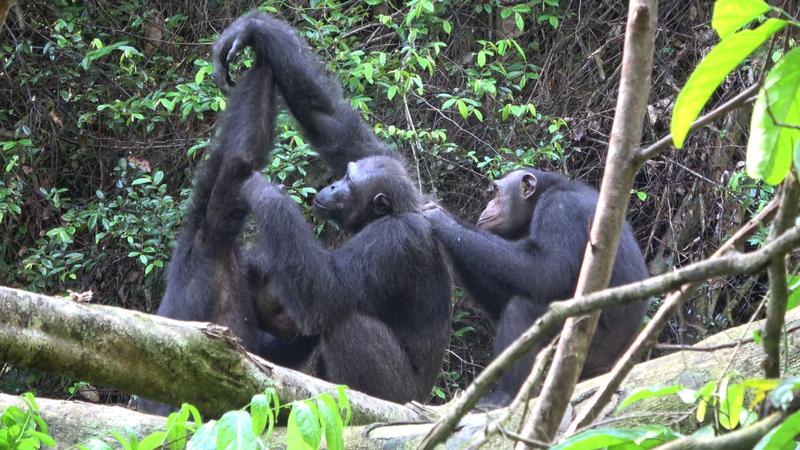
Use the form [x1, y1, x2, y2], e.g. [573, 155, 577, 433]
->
[762, 173, 799, 377]
[418, 220, 800, 449]
[567, 196, 781, 432]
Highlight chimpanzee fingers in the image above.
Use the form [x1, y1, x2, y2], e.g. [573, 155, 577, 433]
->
[422, 201, 440, 211]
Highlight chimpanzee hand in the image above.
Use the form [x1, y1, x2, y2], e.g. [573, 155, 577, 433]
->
[212, 12, 262, 94]
[242, 172, 286, 207]
[421, 202, 451, 232]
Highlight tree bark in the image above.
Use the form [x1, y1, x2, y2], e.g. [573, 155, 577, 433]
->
[5, 307, 799, 448]
[0, 286, 423, 425]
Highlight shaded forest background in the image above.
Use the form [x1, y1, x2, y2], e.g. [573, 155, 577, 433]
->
[0, 1, 772, 403]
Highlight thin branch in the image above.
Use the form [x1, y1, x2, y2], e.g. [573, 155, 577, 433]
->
[762, 173, 799, 377]
[418, 220, 800, 448]
[567, 196, 781, 432]
[656, 412, 783, 450]
[635, 83, 760, 163]
[655, 322, 800, 352]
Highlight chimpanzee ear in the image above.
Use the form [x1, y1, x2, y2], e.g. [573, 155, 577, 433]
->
[521, 173, 538, 199]
[373, 193, 392, 215]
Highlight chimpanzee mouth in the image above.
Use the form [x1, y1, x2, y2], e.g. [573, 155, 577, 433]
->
[476, 215, 497, 227]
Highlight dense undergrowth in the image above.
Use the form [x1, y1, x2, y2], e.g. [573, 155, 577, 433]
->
[0, 1, 774, 401]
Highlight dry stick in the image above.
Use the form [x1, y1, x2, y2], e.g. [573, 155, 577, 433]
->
[655, 323, 800, 352]
[656, 412, 783, 450]
[467, 342, 557, 450]
[762, 174, 800, 377]
[635, 82, 760, 164]
[417, 222, 799, 450]
[566, 197, 780, 433]
[514, 2, 658, 447]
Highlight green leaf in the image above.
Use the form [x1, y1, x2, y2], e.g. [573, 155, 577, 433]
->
[286, 401, 321, 450]
[712, 0, 771, 39]
[387, 85, 398, 101]
[443, 20, 452, 34]
[515, 12, 524, 32]
[137, 431, 167, 450]
[618, 385, 685, 412]
[250, 394, 272, 437]
[550, 425, 680, 450]
[754, 409, 800, 450]
[336, 386, 352, 425]
[457, 100, 469, 120]
[695, 380, 716, 422]
[29, 431, 56, 448]
[477, 51, 486, 67]
[719, 383, 744, 430]
[787, 274, 800, 310]
[746, 47, 800, 184]
[671, 18, 786, 148]
[216, 411, 256, 450]
[473, 109, 483, 122]
[316, 394, 344, 450]
[768, 376, 800, 410]
[187, 421, 218, 449]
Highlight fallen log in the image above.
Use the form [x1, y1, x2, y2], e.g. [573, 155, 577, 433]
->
[0, 286, 422, 424]
[3, 294, 797, 448]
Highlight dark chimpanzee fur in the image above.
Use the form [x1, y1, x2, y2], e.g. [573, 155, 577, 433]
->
[211, 12, 453, 403]
[139, 58, 316, 415]
[423, 168, 649, 406]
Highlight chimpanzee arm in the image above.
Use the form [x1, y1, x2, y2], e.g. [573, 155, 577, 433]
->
[212, 12, 392, 177]
[241, 173, 421, 335]
[424, 192, 590, 305]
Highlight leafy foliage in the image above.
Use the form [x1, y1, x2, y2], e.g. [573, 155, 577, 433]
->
[75, 388, 350, 450]
[0, 393, 56, 450]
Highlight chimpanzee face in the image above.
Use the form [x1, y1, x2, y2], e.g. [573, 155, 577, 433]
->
[477, 170, 537, 238]
[314, 160, 392, 232]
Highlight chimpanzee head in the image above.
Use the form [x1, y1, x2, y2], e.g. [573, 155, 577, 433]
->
[477, 169, 538, 238]
[314, 155, 421, 233]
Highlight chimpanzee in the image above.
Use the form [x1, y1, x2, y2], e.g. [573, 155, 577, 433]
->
[138, 60, 316, 415]
[423, 169, 649, 406]
[211, 12, 453, 403]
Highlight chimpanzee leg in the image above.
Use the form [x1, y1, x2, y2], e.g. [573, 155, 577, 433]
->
[481, 296, 550, 407]
[318, 314, 420, 403]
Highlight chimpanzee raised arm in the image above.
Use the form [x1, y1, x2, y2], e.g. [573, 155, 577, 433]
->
[212, 12, 393, 176]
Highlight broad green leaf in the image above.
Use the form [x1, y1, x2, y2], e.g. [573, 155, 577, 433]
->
[671, 18, 786, 148]
[336, 386, 352, 425]
[216, 411, 256, 450]
[187, 421, 217, 450]
[137, 431, 167, 450]
[550, 425, 680, 450]
[286, 401, 321, 450]
[695, 380, 716, 422]
[712, 0, 771, 38]
[457, 100, 469, 119]
[769, 376, 800, 410]
[29, 431, 56, 448]
[477, 50, 486, 67]
[754, 409, 800, 450]
[250, 394, 272, 437]
[719, 383, 744, 430]
[787, 274, 800, 310]
[316, 394, 344, 450]
[387, 85, 398, 101]
[617, 385, 684, 412]
[747, 47, 800, 184]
